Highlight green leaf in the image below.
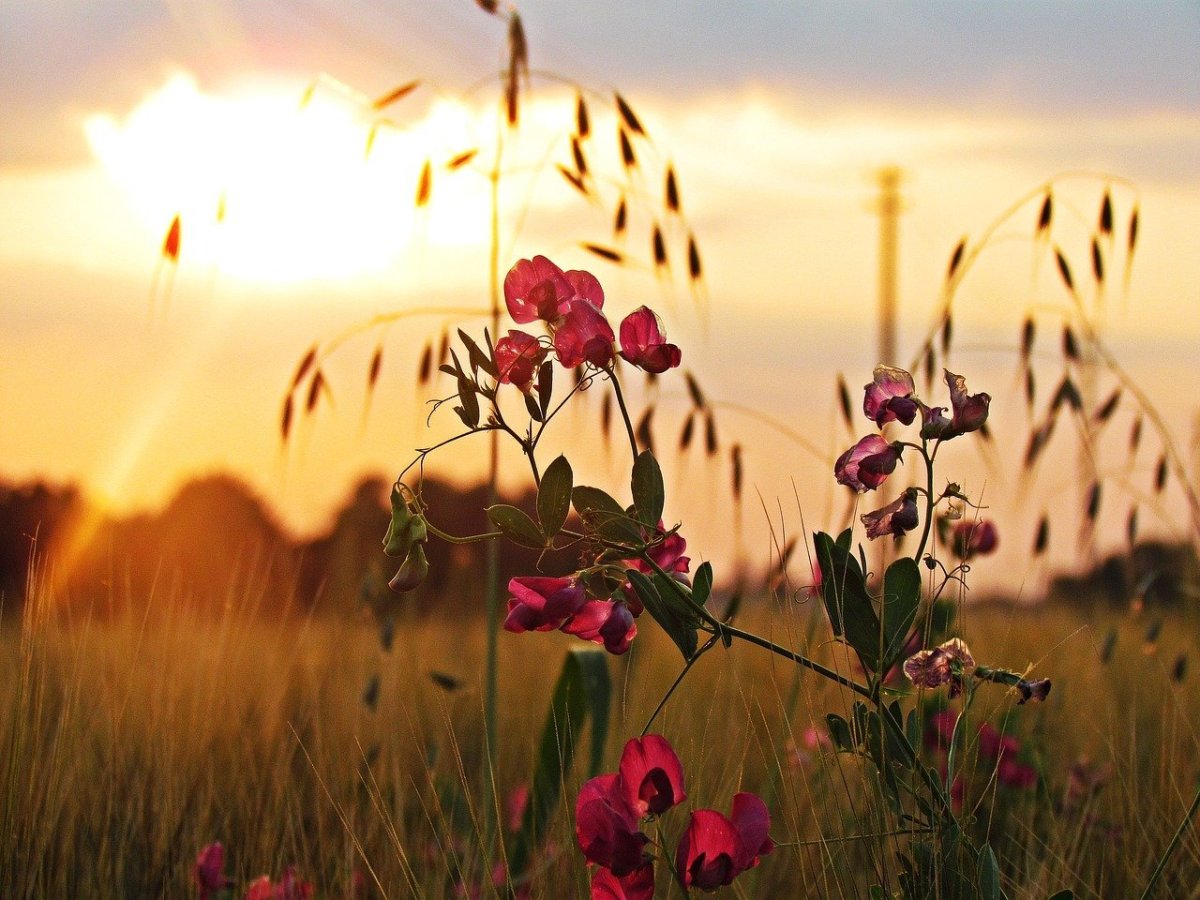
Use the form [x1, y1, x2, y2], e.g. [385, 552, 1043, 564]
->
[509, 647, 611, 878]
[627, 569, 697, 660]
[692, 561, 714, 607]
[814, 531, 882, 671]
[456, 373, 480, 428]
[486, 504, 545, 549]
[537, 456, 573, 539]
[524, 391, 544, 422]
[881, 556, 921, 668]
[826, 713, 855, 752]
[457, 328, 498, 379]
[572, 485, 641, 543]
[630, 450, 665, 527]
[537, 360, 553, 418]
[977, 844, 1003, 900]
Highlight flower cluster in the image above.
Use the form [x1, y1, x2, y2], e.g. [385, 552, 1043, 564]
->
[835, 366, 991, 541]
[576, 735, 772, 897]
[498, 255, 681, 392]
[926, 710, 1039, 802]
[504, 523, 690, 655]
[193, 843, 319, 900]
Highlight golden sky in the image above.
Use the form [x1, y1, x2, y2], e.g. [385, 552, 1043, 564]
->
[2, 1, 1198, 591]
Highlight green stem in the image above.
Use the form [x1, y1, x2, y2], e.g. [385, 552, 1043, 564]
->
[1141, 782, 1200, 899]
[913, 442, 937, 563]
[607, 367, 640, 460]
[640, 635, 719, 736]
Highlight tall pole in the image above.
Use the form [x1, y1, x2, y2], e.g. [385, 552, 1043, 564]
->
[875, 166, 904, 366]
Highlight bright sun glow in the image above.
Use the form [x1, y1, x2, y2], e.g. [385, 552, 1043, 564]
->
[85, 73, 492, 284]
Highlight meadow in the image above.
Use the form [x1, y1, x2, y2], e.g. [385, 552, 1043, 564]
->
[4, 564, 1198, 898]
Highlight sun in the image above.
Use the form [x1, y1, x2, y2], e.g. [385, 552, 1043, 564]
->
[85, 72, 492, 285]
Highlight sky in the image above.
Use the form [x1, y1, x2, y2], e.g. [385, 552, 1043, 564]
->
[2, 0, 1199, 595]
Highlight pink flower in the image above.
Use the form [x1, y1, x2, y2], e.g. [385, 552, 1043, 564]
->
[554, 299, 615, 369]
[591, 863, 655, 900]
[621, 525, 690, 613]
[835, 435, 903, 492]
[618, 307, 681, 374]
[998, 756, 1038, 790]
[575, 774, 650, 876]
[562, 598, 638, 655]
[617, 734, 687, 818]
[863, 365, 918, 426]
[952, 519, 999, 559]
[977, 722, 1019, 761]
[924, 709, 960, 752]
[193, 842, 231, 899]
[921, 370, 991, 440]
[493, 330, 547, 393]
[503, 577, 587, 633]
[861, 489, 920, 540]
[504, 255, 604, 325]
[507, 782, 530, 832]
[244, 868, 313, 900]
[675, 793, 773, 891]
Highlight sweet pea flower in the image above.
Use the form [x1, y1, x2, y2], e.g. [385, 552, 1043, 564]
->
[493, 330, 547, 393]
[1016, 678, 1052, 705]
[554, 299, 615, 369]
[903, 637, 976, 697]
[562, 598, 638, 655]
[835, 435, 904, 492]
[617, 734, 687, 818]
[504, 255, 604, 325]
[621, 525, 690, 613]
[921, 370, 991, 440]
[618, 307, 682, 374]
[998, 756, 1038, 790]
[575, 774, 650, 876]
[674, 793, 773, 892]
[977, 722, 1020, 761]
[503, 577, 587, 633]
[861, 488, 919, 540]
[952, 519, 999, 559]
[591, 863, 655, 900]
[193, 842, 231, 899]
[863, 364, 919, 426]
[244, 868, 313, 900]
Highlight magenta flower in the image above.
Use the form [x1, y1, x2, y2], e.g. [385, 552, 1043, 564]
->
[493, 330, 547, 393]
[863, 364, 918, 426]
[977, 722, 1020, 761]
[562, 598, 638, 655]
[554, 299, 615, 369]
[617, 734, 687, 818]
[998, 756, 1038, 790]
[504, 255, 604, 324]
[621, 525, 690, 613]
[952, 519, 999, 559]
[618, 307, 682, 374]
[861, 489, 919, 540]
[575, 774, 650, 876]
[921, 370, 991, 440]
[244, 868, 313, 900]
[835, 435, 904, 492]
[591, 863, 655, 900]
[193, 842, 231, 899]
[674, 793, 773, 891]
[503, 577, 587, 633]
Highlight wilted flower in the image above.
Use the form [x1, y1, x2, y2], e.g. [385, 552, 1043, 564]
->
[193, 842, 231, 900]
[861, 489, 920, 540]
[904, 637, 976, 697]
[675, 793, 774, 891]
[493, 330, 547, 393]
[618, 306, 681, 373]
[921, 371, 991, 440]
[863, 365, 919, 426]
[503, 576, 587, 633]
[835, 435, 904, 492]
[952, 519, 999, 559]
[504, 255, 604, 325]
[554, 299, 616, 369]
[1016, 677, 1052, 704]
